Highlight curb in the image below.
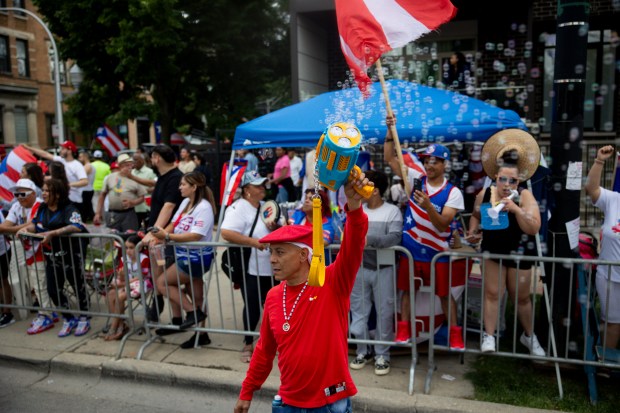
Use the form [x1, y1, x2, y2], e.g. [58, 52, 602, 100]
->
[33, 352, 560, 413]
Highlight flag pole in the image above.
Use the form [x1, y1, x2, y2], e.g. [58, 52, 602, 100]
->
[611, 151, 619, 191]
[375, 59, 411, 196]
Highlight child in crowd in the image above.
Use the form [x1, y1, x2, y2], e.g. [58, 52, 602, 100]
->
[104, 235, 152, 340]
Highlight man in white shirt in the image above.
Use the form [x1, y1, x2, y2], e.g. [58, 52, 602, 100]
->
[288, 149, 303, 201]
[25, 141, 88, 209]
[0, 179, 45, 331]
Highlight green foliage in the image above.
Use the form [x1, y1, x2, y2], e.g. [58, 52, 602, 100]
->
[33, 0, 290, 141]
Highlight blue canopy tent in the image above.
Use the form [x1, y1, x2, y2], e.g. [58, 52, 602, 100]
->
[232, 79, 526, 149]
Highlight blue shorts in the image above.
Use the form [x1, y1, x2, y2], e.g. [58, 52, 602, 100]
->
[176, 253, 213, 279]
[273, 397, 351, 413]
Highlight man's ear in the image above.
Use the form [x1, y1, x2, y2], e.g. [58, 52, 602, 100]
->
[299, 247, 309, 263]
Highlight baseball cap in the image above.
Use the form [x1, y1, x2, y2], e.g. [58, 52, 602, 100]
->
[260, 225, 313, 249]
[110, 161, 119, 170]
[60, 141, 78, 153]
[241, 170, 267, 187]
[93, 150, 103, 158]
[10, 178, 37, 193]
[419, 144, 451, 161]
[117, 153, 133, 164]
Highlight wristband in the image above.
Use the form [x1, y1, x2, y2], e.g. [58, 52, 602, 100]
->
[594, 159, 605, 165]
[165, 232, 171, 242]
[385, 138, 394, 143]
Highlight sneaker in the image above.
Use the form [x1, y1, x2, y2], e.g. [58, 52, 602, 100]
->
[374, 356, 391, 376]
[449, 326, 465, 351]
[395, 320, 412, 343]
[480, 333, 496, 353]
[180, 332, 212, 349]
[58, 318, 78, 337]
[520, 332, 545, 357]
[0, 312, 15, 328]
[74, 317, 91, 337]
[52, 312, 60, 323]
[349, 353, 373, 370]
[27, 314, 54, 334]
[180, 308, 207, 330]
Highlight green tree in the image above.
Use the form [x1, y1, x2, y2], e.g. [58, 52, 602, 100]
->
[34, 0, 289, 143]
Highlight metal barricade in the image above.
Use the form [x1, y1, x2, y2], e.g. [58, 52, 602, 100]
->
[426, 250, 620, 401]
[0, 231, 138, 359]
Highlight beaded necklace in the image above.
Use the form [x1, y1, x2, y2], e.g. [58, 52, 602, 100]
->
[282, 280, 308, 332]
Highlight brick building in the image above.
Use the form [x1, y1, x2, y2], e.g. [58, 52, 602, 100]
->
[0, 0, 74, 148]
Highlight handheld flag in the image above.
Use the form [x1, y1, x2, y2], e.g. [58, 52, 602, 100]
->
[96, 124, 127, 157]
[0, 145, 38, 201]
[220, 161, 247, 206]
[335, 0, 457, 95]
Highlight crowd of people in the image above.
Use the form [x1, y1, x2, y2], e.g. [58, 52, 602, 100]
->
[0, 125, 617, 411]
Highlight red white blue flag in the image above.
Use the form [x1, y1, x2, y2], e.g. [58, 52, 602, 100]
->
[96, 124, 127, 157]
[220, 162, 247, 206]
[403, 150, 425, 176]
[0, 145, 38, 201]
[335, 0, 457, 95]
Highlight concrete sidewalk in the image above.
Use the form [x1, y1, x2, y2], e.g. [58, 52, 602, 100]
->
[0, 314, 558, 413]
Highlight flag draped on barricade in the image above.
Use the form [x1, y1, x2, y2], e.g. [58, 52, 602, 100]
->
[96, 124, 127, 157]
[0, 145, 37, 201]
[335, 0, 457, 95]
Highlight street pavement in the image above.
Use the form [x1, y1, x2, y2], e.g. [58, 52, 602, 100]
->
[0, 310, 560, 413]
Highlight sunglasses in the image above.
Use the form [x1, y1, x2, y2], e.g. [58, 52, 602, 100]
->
[497, 176, 518, 185]
[14, 190, 33, 198]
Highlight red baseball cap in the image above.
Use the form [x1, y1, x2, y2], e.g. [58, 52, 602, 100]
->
[259, 225, 313, 249]
[110, 161, 119, 170]
[60, 141, 78, 153]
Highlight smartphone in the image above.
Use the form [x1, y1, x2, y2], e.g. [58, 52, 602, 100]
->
[413, 178, 423, 193]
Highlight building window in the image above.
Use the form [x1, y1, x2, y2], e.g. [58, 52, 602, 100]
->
[0, 106, 4, 144]
[543, 30, 617, 133]
[12, 0, 26, 16]
[16, 39, 29, 77]
[48, 41, 66, 84]
[0, 36, 9, 73]
[0, 1, 7, 12]
[14, 107, 28, 144]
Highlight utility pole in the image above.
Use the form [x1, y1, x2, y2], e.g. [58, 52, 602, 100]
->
[543, 1, 590, 356]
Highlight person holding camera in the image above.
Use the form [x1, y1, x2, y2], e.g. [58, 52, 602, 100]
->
[384, 115, 465, 350]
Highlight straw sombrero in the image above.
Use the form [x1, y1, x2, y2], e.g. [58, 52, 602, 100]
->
[481, 129, 540, 181]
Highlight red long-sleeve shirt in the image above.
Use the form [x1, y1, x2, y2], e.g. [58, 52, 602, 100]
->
[239, 205, 368, 408]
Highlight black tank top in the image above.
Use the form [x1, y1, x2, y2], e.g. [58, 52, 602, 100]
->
[479, 187, 537, 257]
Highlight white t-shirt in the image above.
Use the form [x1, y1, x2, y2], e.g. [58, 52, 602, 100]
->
[54, 156, 88, 203]
[171, 198, 214, 259]
[594, 188, 620, 282]
[289, 156, 303, 186]
[221, 198, 272, 276]
[406, 167, 464, 211]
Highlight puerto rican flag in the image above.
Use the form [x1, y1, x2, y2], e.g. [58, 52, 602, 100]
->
[403, 150, 425, 176]
[335, 0, 457, 95]
[220, 161, 247, 207]
[0, 145, 37, 201]
[96, 124, 127, 157]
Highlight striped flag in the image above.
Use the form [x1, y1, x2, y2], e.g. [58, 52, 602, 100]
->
[336, 0, 457, 95]
[220, 162, 247, 206]
[0, 145, 37, 201]
[403, 150, 425, 176]
[96, 124, 127, 157]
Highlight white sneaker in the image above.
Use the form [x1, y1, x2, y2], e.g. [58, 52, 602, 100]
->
[480, 333, 496, 353]
[520, 332, 545, 357]
[374, 356, 391, 376]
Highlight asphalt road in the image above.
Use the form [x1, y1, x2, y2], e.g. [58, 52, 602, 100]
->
[0, 365, 273, 413]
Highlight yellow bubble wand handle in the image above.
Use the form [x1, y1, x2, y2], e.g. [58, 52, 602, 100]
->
[349, 165, 374, 199]
[308, 197, 326, 287]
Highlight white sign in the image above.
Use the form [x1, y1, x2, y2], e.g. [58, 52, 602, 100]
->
[565, 217, 580, 250]
[566, 161, 582, 190]
[52, 124, 59, 138]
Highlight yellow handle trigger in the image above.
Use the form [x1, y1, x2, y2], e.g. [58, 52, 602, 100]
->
[349, 166, 374, 199]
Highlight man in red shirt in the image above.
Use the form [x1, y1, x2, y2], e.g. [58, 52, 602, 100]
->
[234, 174, 371, 413]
